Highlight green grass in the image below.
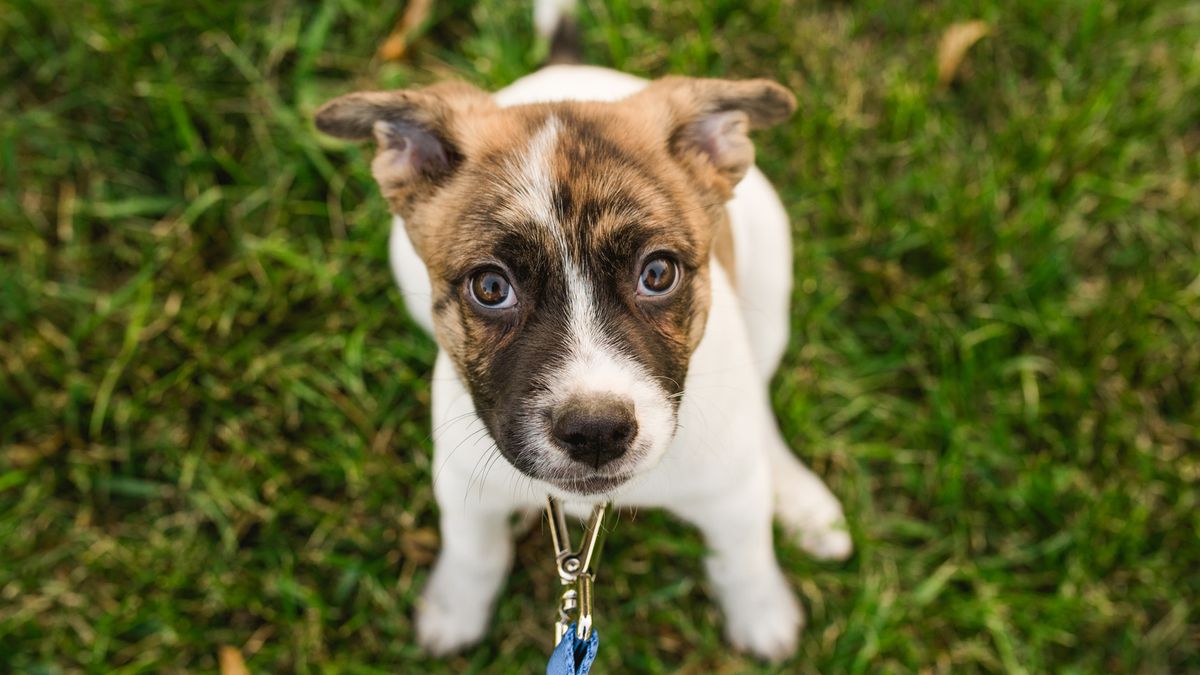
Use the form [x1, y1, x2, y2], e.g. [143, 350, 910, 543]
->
[2, 0, 1198, 671]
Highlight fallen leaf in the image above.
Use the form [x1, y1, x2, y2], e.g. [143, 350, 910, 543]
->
[378, 0, 434, 62]
[400, 527, 440, 565]
[937, 20, 991, 86]
[218, 645, 249, 675]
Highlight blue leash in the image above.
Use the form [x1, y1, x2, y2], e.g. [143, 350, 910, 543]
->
[546, 623, 599, 675]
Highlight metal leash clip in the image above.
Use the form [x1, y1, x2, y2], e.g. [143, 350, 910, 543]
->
[545, 496, 608, 643]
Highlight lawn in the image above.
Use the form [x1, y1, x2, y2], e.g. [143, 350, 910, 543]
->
[2, 0, 1198, 672]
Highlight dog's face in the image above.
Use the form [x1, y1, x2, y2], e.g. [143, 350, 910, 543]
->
[317, 77, 794, 494]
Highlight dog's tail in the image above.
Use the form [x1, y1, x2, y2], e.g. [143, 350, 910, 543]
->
[535, 0, 582, 65]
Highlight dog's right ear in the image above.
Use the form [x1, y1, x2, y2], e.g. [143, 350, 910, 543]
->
[629, 77, 796, 200]
[315, 82, 493, 215]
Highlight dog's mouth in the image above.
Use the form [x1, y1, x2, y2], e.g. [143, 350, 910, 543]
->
[547, 471, 635, 496]
[491, 432, 646, 496]
[489, 389, 677, 497]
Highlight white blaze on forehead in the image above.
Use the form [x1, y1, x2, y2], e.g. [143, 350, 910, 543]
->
[503, 116, 563, 239]
[498, 118, 677, 477]
[508, 117, 616, 366]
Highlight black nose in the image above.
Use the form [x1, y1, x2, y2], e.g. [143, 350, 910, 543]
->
[550, 396, 638, 468]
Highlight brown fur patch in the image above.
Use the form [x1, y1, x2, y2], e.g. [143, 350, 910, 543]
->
[395, 100, 716, 382]
[712, 212, 737, 284]
[315, 75, 795, 468]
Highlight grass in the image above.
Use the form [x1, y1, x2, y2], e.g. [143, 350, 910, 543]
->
[2, 0, 1198, 671]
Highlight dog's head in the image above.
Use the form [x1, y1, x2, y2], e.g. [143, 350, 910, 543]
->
[316, 76, 794, 495]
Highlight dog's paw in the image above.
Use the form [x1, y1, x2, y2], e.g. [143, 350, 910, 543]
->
[775, 484, 854, 561]
[794, 519, 853, 561]
[416, 569, 491, 655]
[721, 574, 804, 662]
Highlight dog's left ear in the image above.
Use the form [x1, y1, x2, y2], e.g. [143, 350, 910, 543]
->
[315, 81, 493, 216]
[632, 77, 796, 198]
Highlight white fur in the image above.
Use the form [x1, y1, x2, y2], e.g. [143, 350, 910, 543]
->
[397, 65, 851, 661]
[533, 0, 575, 40]
[501, 115, 561, 229]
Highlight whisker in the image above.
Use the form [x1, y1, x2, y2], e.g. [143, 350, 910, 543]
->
[457, 426, 499, 505]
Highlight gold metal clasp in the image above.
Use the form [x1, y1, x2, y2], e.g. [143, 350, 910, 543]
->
[546, 496, 607, 642]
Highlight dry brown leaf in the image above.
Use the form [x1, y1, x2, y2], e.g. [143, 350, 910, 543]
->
[378, 0, 434, 62]
[937, 20, 991, 86]
[218, 645, 250, 675]
[400, 527, 440, 565]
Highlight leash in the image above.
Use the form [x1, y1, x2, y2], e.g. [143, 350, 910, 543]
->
[544, 496, 607, 675]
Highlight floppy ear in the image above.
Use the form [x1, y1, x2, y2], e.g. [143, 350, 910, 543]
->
[633, 77, 796, 197]
[315, 81, 493, 215]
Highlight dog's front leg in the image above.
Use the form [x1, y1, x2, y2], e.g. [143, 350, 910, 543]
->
[416, 353, 516, 655]
[416, 498, 513, 655]
[670, 461, 802, 662]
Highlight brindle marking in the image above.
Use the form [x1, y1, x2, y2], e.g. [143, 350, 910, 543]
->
[315, 77, 795, 477]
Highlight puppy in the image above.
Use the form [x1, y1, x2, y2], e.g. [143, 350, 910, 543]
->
[316, 1, 851, 661]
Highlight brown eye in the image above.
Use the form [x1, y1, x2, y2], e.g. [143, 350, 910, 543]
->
[637, 257, 680, 296]
[469, 270, 516, 309]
